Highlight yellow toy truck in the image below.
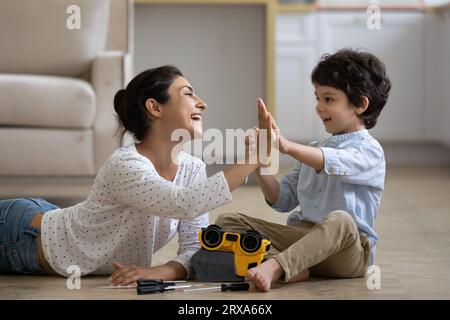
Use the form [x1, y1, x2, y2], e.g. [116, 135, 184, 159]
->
[191, 224, 271, 282]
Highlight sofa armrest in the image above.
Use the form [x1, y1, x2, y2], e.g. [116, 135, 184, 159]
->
[91, 51, 133, 171]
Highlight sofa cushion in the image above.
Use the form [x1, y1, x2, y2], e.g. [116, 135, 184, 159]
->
[0, 128, 95, 176]
[0, 74, 96, 129]
[0, 0, 109, 77]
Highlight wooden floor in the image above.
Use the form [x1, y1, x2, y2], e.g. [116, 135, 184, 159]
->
[1, 166, 450, 299]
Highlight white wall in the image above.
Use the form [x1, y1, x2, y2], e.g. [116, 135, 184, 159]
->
[317, 0, 422, 5]
[430, 8, 450, 146]
[134, 4, 265, 137]
[424, 0, 450, 5]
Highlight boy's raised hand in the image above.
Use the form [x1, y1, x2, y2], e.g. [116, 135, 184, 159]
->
[257, 98, 290, 154]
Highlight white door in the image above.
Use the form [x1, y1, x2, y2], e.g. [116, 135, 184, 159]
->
[276, 46, 319, 142]
[318, 12, 425, 141]
[276, 14, 324, 142]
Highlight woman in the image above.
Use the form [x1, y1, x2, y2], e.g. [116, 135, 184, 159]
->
[0, 66, 269, 285]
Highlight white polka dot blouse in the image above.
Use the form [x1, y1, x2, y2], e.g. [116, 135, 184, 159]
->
[40, 143, 233, 277]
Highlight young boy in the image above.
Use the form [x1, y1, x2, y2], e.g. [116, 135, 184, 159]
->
[215, 49, 392, 292]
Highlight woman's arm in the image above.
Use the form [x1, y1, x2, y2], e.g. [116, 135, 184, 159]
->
[107, 158, 233, 220]
[109, 261, 186, 285]
[223, 163, 259, 191]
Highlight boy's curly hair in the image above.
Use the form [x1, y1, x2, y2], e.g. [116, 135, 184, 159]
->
[311, 49, 391, 129]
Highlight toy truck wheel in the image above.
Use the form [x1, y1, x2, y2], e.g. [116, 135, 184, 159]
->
[240, 230, 262, 253]
[201, 224, 223, 249]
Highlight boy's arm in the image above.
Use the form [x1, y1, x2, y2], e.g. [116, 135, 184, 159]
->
[281, 138, 324, 172]
[259, 161, 302, 212]
[255, 169, 280, 206]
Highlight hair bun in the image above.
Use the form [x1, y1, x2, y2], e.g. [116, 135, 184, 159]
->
[113, 89, 127, 117]
[113, 88, 138, 136]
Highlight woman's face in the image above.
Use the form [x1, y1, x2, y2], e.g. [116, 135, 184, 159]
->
[159, 76, 207, 139]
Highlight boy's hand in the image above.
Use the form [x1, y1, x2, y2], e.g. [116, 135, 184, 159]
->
[267, 113, 291, 154]
[257, 98, 291, 155]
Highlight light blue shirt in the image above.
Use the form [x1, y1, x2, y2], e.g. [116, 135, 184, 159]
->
[272, 129, 385, 265]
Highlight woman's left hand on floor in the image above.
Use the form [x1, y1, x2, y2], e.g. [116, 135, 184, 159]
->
[108, 262, 152, 286]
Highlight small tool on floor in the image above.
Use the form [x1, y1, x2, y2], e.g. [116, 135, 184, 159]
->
[97, 284, 136, 289]
[137, 279, 184, 287]
[183, 282, 250, 292]
[97, 279, 187, 289]
[137, 283, 193, 295]
[136, 279, 192, 295]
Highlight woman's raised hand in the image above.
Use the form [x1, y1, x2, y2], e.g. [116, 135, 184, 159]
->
[244, 126, 259, 163]
[257, 98, 273, 165]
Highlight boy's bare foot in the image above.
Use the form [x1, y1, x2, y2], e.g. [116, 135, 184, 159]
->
[246, 259, 310, 292]
[246, 258, 284, 292]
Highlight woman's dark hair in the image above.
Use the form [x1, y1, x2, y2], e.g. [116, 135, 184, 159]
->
[113, 65, 183, 141]
[311, 49, 391, 129]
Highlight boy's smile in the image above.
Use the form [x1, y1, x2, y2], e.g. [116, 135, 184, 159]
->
[314, 85, 367, 135]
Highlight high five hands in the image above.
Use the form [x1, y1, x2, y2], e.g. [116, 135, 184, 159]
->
[245, 98, 290, 162]
[253, 98, 325, 173]
[258, 98, 292, 154]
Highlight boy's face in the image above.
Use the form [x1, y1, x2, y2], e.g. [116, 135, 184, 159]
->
[314, 85, 366, 135]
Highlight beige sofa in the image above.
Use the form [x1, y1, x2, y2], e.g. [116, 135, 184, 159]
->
[0, 0, 133, 177]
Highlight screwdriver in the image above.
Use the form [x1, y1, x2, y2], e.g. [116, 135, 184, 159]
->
[183, 282, 250, 292]
[137, 283, 192, 295]
[136, 279, 192, 295]
[137, 279, 183, 287]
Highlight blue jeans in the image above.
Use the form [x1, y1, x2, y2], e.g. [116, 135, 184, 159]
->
[0, 198, 59, 274]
